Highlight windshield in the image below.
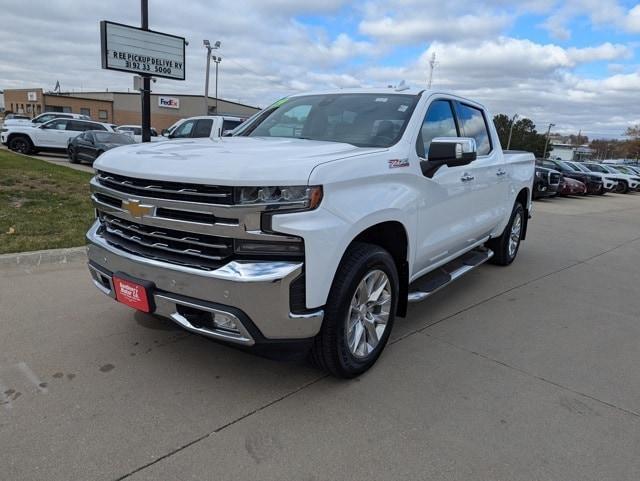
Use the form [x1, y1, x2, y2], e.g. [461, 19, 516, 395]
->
[585, 163, 606, 173]
[95, 132, 134, 143]
[603, 165, 621, 174]
[569, 162, 591, 173]
[240, 93, 419, 148]
[614, 166, 635, 175]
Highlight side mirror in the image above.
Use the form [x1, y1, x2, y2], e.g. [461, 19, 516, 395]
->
[429, 137, 477, 166]
[161, 128, 169, 136]
[421, 137, 477, 177]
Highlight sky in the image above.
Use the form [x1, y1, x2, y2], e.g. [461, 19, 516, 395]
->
[1, 0, 639, 139]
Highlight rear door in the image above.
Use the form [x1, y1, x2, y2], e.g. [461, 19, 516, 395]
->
[454, 101, 507, 240]
[193, 119, 214, 138]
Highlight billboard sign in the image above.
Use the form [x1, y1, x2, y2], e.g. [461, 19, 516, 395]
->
[100, 21, 185, 80]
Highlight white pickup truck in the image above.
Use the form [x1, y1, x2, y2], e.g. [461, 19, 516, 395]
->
[86, 88, 535, 377]
[162, 115, 245, 140]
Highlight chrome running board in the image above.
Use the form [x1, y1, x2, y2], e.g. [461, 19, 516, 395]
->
[407, 248, 494, 303]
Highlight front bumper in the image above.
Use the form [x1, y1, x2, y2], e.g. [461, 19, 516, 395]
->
[86, 221, 323, 347]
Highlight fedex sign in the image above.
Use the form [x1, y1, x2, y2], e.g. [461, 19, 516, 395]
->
[158, 96, 180, 109]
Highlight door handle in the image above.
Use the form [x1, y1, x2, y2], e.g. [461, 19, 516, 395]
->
[460, 173, 475, 182]
[496, 169, 507, 177]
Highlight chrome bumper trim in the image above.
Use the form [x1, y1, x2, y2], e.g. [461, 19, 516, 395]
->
[86, 221, 324, 340]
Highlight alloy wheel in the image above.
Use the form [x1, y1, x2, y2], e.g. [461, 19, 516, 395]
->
[345, 269, 392, 359]
[508, 212, 522, 258]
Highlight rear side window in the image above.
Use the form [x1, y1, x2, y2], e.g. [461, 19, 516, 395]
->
[67, 121, 88, 132]
[193, 119, 213, 137]
[456, 103, 491, 156]
[222, 120, 241, 132]
[417, 100, 458, 158]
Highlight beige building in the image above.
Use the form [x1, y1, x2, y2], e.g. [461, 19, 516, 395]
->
[3, 88, 260, 130]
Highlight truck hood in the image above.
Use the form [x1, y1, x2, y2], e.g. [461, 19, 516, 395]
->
[94, 136, 385, 185]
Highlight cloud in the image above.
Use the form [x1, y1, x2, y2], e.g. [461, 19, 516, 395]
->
[359, 13, 511, 44]
[0, 0, 638, 138]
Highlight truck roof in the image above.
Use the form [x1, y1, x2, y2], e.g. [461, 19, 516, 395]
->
[285, 87, 486, 109]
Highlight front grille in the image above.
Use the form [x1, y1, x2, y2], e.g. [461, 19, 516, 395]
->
[96, 171, 234, 205]
[549, 172, 561, 185]
[99, 213, 233, 270]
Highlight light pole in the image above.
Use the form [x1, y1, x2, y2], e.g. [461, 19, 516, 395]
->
[203, 40, 220, 115]
[212, 55, 222, 113]
[506, 113, 519, 150]
[543, 123, 555, 159]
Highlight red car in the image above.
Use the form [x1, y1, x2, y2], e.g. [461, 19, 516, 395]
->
[559, 176, 587, 196]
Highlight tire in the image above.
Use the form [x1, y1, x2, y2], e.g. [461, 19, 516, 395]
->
[68, 147, 79, 164]
[9, 136, 33, 155]
[310, 242, 399, 378]
[487, 202, 524, 266]
[619, 181, 629, 194]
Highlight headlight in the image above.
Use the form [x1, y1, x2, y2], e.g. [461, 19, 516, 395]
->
[0, 128, 7, 133]
[236, 185, 323, 209]
[535, 171, 544, 178]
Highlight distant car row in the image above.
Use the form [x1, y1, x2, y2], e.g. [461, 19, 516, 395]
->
[0, 111, 246, 163]
[533, 159, 640, 199]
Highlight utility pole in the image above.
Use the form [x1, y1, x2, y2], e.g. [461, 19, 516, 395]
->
[213, 55, 222, 113]
[140, 0, 151, 142]
[427, 52, 438, 89]
[543, 123, 555, 159]
[203, 40, 220, 115]
[507, 113, 519, 150]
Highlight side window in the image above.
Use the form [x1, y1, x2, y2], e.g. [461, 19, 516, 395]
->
[172, 120, 196, 138]
[91, 123, 108, 131]
[67, 121, 89, 132]
[193, 119, 213, 137]
[222, 120, 241, 132]
[43, 119, 68, 130]
[456, 103, 491, 156]
[417, 100, 458, 158]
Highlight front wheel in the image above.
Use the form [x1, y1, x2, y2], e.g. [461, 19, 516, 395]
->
[9, 136, 33, 155]
[487, 202, 524, 266]
[310, 242, 398, 378]
[68, 147, 79, 163]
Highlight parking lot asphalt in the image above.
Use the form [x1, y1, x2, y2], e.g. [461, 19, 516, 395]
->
[1, 193, 640, 481]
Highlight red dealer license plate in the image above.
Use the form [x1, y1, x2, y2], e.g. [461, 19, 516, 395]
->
[113, 274, 154, 313]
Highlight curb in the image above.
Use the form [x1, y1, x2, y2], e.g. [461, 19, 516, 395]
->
[0, 246, 87, 269]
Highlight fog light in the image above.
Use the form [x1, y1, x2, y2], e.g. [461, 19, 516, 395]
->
[213, 312, 239, 332]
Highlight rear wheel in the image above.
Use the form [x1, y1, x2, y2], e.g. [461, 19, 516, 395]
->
[310, 242, 398, 378]
[9, 136, 33, 155]
[487, 202, 524, 266]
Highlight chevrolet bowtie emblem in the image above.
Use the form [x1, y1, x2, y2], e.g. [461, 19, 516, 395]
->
[122, 199, 154, 218]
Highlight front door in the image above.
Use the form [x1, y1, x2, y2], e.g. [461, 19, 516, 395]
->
[413, 99, 479, 276]
[37, 119, 70, 148]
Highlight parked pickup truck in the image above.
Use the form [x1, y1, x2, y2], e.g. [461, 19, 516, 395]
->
[86, 88, 535, 377]
[162, 115, 245, 140]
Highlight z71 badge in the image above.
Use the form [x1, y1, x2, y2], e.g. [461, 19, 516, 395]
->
[388, 158, 410, 169]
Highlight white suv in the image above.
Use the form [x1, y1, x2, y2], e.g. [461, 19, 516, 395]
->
[3, 112, 91, 128]
[1, 118, 114, 155]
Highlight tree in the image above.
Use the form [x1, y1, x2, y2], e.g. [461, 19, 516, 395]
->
[493, 114, 552, 158]
[625, 125, 640, 140]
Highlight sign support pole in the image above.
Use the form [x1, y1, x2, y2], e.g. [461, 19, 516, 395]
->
[140, 0, 151, 143]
